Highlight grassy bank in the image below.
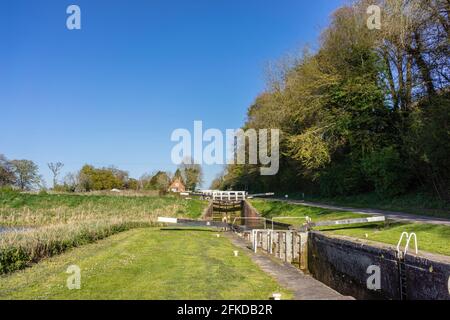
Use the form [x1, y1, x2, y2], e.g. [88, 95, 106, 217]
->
[0, 191, 207, 274]
[286, 192, 450, 218]
[251, 199, 450, 256]
[0, 228, 292, 300]
[0, 191, 205, 226]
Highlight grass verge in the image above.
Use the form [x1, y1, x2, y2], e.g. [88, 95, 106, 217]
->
[0, 228, 292, 300]
[286, 192, 450, 218]
[251, 199, 450, 256]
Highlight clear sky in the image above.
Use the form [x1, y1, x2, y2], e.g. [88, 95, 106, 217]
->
[1, 0, 346, 188]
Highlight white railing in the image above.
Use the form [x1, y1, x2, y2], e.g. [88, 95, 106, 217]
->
[397, 232, 418, 258]
[212, 191, 246, 201]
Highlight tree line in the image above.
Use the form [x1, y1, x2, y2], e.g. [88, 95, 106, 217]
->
[0, 154, 203, 194]
[216, 0, 449, 201]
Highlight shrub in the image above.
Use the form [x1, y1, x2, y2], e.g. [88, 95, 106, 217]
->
[361, 146, 409, 197]
[319, 159, 367, 196]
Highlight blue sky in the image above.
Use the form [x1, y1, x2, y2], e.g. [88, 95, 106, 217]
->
[1, 0, 345, 188]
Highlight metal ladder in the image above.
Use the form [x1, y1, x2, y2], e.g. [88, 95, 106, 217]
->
[396, 232, 418, 300]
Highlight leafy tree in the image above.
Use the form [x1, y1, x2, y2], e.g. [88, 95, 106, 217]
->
[125, 178, 139, 190]
[147, 171, 171, 194]
[218, 0, 449, 200]
[173, 169, 185, 185]
[179, 159, 203, 191]
[0, 154, 15, 187]
[10, 160, 40, 190]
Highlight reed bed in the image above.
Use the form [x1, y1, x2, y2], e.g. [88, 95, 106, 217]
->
[0, 191, 207, 274]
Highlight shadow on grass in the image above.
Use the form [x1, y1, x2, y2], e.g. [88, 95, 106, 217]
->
[317, 221, 406, 232]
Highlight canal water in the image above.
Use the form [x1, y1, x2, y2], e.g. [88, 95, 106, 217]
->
[0, 227, 29, 234]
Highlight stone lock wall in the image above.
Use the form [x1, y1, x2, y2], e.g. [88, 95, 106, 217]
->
[307, 232, 450, 300]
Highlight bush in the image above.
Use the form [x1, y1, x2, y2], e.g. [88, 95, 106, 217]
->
[319, 159, 367, 196]
[361, 147, 409, 197]
[0, 186, 19, 195]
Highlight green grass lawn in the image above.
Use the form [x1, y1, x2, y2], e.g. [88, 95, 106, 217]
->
[0, 228, 292, 300]
[251, 199, 368, 225]
[286, 192, 450, 219]
[251, 199, 450, 256]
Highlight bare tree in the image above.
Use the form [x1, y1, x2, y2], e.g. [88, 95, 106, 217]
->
[48, 162, 64, 188]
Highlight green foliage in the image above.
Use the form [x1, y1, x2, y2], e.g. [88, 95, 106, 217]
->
[404, 93, 450, 200]
[179, 162, 202, 191]
[361, 147, 409, 197]
[0, 186, 19, 196]
[79, 165, 123, 191]
[0, 154, 16, 187]
[319, 159, 367, 196]
[218, 1, 449, 202]
[143, 171, 171, 194]
[9, 159, 40, 190]
[125, 178, 139, 190]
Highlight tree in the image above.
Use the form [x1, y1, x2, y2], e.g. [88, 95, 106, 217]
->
[108, 166, 129, 188]
[173, 169, 185, 185]
[125, 178, 139, 190]
[179, 159, 203, 191]
[218, 0, 449, 199]
[210, 173, 225, 190]
[77, 165, 123, 191]
[48, 162, 64, 188]
[62, 172, 78, 192]
[10, 160, 40, 190]
[0, 154, 15, 187]
[148, 171, 171, 194]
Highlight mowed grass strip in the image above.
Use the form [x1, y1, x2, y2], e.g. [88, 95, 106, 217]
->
[251, 199, 450, 256]
[0, 228, 292, 300]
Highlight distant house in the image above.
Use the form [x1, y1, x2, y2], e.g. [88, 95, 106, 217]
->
[168, 177, 186, 193]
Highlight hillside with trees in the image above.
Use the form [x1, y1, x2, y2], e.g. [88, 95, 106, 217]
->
[218, 0, 449, 203]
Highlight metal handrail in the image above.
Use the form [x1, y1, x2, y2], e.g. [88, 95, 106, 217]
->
[396, 232, 409, 257]
[397, 232, 418, 257]
[404, 232, 418, 255]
